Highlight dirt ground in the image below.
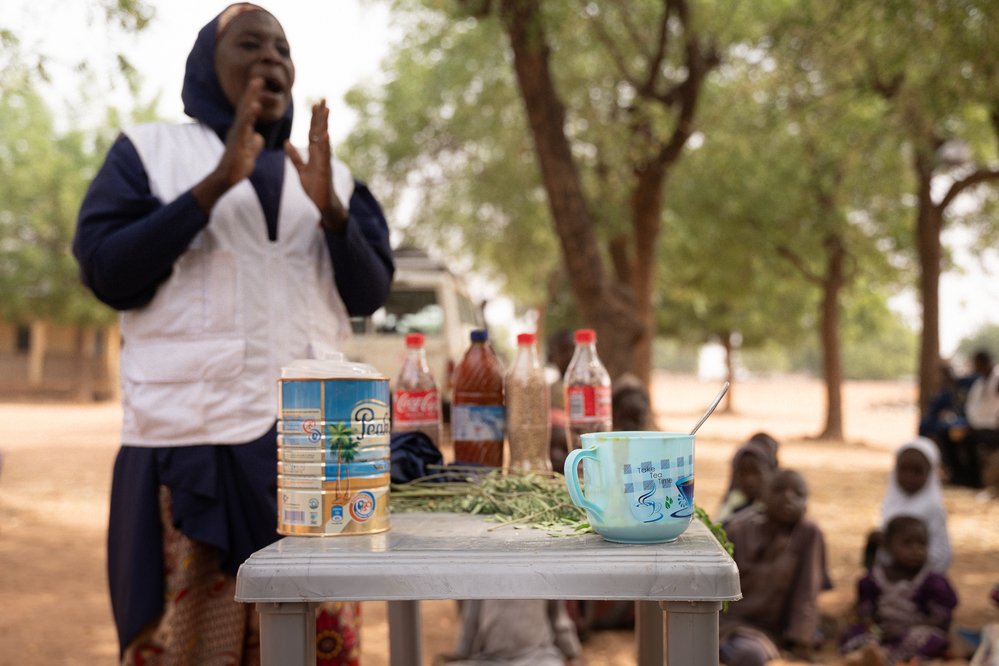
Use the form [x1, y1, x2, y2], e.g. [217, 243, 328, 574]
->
[0, 373, 996, 665]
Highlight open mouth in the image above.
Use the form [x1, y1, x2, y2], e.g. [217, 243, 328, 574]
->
[263, 77, 284, 95]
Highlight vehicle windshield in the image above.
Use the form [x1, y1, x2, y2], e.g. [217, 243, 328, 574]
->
[351, 288, 443, 335]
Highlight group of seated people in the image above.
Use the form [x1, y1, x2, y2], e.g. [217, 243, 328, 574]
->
[920, 349, 999, 491]
[437, 347, 998, 665]
[716, 430, 999, 666]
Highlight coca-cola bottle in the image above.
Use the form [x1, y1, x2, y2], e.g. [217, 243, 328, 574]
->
[451, 329, 505, 467]
[564, 328, 612, 452]
[506, 332, 551, 472]
[392, 332, 442, 448]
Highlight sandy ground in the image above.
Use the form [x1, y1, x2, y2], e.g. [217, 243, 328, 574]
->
[0, 373, 997, 665]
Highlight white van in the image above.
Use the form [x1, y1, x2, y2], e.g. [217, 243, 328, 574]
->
[341, 247, 484, 404]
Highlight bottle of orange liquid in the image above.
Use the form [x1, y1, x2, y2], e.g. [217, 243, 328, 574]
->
[451, 329, 505, 467]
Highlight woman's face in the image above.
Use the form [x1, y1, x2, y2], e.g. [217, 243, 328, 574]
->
[896, 448, 930, 496]
[215, 11, 295, 122]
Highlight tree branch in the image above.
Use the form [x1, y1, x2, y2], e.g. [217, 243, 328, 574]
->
[776, 244, 824, 286]
[610, 0, 650, 60]
[938, 167, 999, 210]
[641, 0, 674, 96]
[584, 1, 641, 90]
[609, 234, 631, 283]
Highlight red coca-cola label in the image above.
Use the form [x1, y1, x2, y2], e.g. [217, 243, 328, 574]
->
[393, 389, 441, 425]
[566, 385, 611, 423]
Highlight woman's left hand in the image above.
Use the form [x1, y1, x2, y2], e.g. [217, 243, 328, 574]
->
[285, 98, 349, 233]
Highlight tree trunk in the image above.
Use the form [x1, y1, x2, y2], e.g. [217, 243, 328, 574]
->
[74, 326, 96, 402]
[27, 320, 47, 387]
[103, 324, 121, 401]
[721, 332, 735, 414]
[500, 0, 642, 381]
[817, 235, 845, 441]
[628, 167, 667, 389]
[914, 156, 942, 416]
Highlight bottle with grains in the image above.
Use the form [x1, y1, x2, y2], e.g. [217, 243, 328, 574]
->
[451, 329, 505, 467]
[505, 332, 551, 472]
[564, 328, 612, 452]
[392, 332, 442, 449]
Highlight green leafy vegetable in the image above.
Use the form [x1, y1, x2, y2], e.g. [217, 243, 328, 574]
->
[392, 467, 735, 556]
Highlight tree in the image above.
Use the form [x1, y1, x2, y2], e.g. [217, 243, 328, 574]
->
[347, 0, 763, 385]
[782, 0, 999, 415]
[1, 3, 156, 398]
[660, 35, 911, 438]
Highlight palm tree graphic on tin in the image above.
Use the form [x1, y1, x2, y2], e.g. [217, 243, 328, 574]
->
[327, 422, 358, 502]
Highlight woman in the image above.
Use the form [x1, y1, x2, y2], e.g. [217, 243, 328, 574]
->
[73, 4, 393, 663]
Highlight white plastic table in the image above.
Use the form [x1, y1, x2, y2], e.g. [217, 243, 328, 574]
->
[235, 512, 741, 665]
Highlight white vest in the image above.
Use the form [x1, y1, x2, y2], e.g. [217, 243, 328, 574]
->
[966, 369, 999, 429]
[119, 122, 351, 446]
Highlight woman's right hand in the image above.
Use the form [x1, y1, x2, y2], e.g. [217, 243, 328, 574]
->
[192, 77, 265, 213]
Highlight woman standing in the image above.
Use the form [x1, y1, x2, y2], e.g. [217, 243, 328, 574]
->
[73, 4, 393, 663]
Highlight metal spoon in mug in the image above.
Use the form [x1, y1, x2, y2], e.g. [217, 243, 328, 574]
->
[689, 381, 730, 436]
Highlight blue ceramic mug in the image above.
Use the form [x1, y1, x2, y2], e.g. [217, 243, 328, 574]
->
[565, 431, 696, 544]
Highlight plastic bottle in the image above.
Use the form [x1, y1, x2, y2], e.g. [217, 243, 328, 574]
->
[451, 329, 505, 467]
[564, 328, 612, 453]
[505, 332, 552, 472]
[392, 332, 442, 449]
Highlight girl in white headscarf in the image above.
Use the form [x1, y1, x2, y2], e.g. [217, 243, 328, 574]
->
[876, 437, 952, 573]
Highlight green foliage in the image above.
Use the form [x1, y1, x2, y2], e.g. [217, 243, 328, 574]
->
[342, 4, 557, 306]
[0, 40, 160, 327]
[0, 73, 110, 325]
[659, 29, 912, 364]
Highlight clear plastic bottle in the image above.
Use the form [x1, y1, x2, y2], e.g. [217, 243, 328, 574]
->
[564, 328, 612, 452]
[505, 332, 552, 472]
[451, 329, 505, 467]
[392, 332, 442, 449]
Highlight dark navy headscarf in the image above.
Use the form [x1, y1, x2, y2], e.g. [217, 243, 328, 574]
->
[181, 4, 293, 239]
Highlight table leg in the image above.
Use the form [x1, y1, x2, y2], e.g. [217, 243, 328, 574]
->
[388, 599, 423, 666]
[635, 600, 664, 665]
[662, 600, 722, 666]
[257, 602, 315, 666]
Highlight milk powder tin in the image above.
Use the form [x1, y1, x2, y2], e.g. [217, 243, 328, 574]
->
[277, 353, 391, 536]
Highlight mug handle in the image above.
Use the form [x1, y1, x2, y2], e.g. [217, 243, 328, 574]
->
[564, 448, 603, 518]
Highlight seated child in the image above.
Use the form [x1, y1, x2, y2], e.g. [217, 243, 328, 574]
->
[716, 432, 780, 526]
[841, 515, 959, 664]
[865, 437, 952, 574]
[719, 469, 828, 666]
[435, 599, 581, 666]
[611, 373, 654, 431]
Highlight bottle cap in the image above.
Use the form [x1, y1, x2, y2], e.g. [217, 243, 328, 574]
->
[405, 332, 425, 348]
[516, 332, 536, 345]
[470, 329, 488, 342]
[574, 328, 596, 344]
